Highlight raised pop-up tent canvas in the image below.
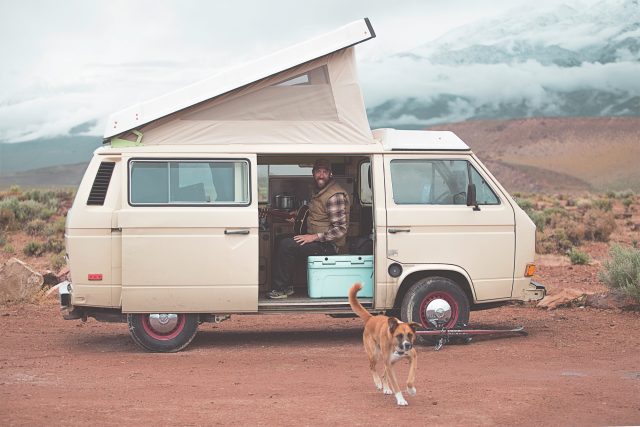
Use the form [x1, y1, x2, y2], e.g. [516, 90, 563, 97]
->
[105, 19, 376, 146]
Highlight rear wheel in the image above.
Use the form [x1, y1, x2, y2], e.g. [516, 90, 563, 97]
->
[401, 276, 470, 344]
[127, 313, 199, 352]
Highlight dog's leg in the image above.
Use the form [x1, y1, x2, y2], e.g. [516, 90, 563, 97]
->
[364, 337, 383, 390]
[406, 350, 417, 396]
[384, 357, 408, 406]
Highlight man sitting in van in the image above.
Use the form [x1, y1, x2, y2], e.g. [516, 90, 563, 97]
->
[268, 158, 350, 299]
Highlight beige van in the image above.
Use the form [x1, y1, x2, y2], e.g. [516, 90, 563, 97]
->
[60, 19, 545, 352]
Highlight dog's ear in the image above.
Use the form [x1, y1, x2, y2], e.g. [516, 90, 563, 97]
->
[408, 322, 422, 332]
[388, 317, 399, 334]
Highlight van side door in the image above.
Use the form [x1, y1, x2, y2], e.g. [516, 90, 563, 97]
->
[383, 154, 515, 301]
[117, 154, 258, 313]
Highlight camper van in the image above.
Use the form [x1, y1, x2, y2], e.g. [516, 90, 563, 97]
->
[60, 19, 545, 352]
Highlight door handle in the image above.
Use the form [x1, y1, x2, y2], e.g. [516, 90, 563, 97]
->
[388, 228, 411, 233]
[224, 229, 250, 235]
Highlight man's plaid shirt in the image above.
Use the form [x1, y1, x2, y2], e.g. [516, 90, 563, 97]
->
[316, 192, 348, 243]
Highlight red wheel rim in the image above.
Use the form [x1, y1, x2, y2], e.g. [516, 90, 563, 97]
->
[141, 314, 186, 341]
[419, 291, 459, 328]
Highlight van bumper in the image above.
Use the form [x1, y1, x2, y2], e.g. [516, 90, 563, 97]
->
[57, 281, 83, 320]
[523, 280, 546, 302]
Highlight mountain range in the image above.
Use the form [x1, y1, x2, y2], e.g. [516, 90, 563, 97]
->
[364, 0, 640, 128]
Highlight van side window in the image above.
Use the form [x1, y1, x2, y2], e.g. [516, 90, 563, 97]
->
[129, 160, 250, 205]
[390, 160, 499, 205]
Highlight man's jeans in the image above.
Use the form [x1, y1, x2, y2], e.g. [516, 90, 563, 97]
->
[272, 237, 337, 292]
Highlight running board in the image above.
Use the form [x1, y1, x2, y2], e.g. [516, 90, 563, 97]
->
[258, 297, 373, 312]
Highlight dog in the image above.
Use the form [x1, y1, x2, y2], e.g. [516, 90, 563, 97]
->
[348, 283, 420, 406]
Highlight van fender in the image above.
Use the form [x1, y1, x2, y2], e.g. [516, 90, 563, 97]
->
[391, 263, 477, 310]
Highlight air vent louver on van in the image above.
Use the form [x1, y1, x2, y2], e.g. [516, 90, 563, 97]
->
[87, 162, 115, 205]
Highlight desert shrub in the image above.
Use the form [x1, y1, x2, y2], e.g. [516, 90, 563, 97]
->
[4, 244, 15, 254]
[615, 189, 635, 199]
[606, 190, 616, 199]
[567, 247, 590, 265]
[0, 233, 6, 246]
[593, 198, 612, 212]
[576, 199, 592, 211]
[0, 207, 16, 230]
[8, 185, 21, 196]
[537, 228, 573, 254]
[583, 210, 616, 242]
[23, 241, 44, 257]
[50, 253, 67, 271]
[516, 198, 534, 213]
[529, 210, 547, 232]
[553, 215, 585, 245]
[622, 197, 634, 211]
[26, 219, 47, 236]
[46, 217, 66, 235]
[43, 238, 65, 254]
[566, 198, 576, 207]
[598, 244, 640, 303]
[0, 198, 54, 226]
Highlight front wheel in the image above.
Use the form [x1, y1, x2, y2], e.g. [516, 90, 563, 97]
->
[127, 313, 199, 352]
[400, 276, 470, 344]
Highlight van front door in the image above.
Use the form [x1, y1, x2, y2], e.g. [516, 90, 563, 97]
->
[117, 155, 258, 312]
[384, 155, 515, 301]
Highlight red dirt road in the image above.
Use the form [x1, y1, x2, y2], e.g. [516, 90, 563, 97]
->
[1, 293, 639, 426]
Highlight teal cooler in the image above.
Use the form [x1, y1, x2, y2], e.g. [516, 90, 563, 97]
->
[307, 255, 374, 298]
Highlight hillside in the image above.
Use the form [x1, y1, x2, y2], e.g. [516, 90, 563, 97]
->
[429, 116, 640, 193]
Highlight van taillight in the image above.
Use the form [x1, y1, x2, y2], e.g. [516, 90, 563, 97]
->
[88, 274, 103, 281]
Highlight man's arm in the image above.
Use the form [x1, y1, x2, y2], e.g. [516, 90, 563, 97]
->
[293, 192, 347, 246]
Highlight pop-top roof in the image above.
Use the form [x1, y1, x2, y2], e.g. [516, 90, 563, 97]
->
[105, 18, 375, 142]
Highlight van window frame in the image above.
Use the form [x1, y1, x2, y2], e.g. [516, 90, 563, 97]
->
[389, 158, 501, 206]
[127, 157, 252, 207]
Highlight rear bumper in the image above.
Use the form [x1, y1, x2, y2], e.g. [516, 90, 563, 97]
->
[57, 281, 83, 320]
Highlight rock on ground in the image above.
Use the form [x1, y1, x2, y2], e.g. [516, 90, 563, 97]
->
[0, 257, 44, 303]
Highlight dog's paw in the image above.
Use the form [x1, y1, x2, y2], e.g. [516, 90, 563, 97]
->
[383, 387, 393, 395]
[406, 386, 417, 396]
[373, 379, 383, 390]
[395, 392, 408, 406]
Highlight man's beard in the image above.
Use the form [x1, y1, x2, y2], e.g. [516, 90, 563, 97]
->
[315, 177, 330, 190]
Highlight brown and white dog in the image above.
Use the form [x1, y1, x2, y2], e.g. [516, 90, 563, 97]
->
[348, 283, 420, 406]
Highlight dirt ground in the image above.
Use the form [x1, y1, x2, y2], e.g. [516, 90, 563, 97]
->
[1, 196, 639, 426]
[1, 257, 639, 427]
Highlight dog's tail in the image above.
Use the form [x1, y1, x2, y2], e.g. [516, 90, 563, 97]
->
[348, 283, 372, 321]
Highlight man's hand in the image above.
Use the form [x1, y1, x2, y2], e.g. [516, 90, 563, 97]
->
[293, 234, 319, 246]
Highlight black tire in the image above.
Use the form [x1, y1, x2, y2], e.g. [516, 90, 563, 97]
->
[127, 313, 199, 352]
[400, 276, 470, 344]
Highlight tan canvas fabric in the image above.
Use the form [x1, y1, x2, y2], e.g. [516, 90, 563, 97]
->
[129, 48, 372, 146]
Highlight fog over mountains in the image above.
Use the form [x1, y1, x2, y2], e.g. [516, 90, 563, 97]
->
[363, 0, 640, 128]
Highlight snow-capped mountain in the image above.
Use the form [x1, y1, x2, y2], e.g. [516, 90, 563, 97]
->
[363, 0, 640, 128]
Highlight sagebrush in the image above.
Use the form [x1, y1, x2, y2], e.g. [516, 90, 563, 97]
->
[598, 244, 640, 303]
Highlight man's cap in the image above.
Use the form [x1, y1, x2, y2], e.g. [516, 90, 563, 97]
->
[312, 158, 332, 171]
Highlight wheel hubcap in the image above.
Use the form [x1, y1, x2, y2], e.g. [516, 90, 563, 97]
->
[425, 298, 452, 328]
[147, 313, 179, 334]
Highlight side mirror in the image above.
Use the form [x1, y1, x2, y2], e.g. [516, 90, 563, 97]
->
[467, 183, 480, 211]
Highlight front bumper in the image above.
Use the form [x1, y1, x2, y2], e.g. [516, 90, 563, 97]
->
[524, 280, 546, 302]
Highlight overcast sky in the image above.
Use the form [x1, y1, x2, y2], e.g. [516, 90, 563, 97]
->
[0, 0, 613, 142]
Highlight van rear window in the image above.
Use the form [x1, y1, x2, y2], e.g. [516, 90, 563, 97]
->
[129, 160, 250, 206]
